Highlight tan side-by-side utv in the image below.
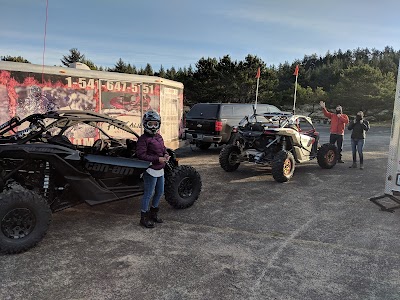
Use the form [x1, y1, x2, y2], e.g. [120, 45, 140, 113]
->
[219, 112, 338, 182]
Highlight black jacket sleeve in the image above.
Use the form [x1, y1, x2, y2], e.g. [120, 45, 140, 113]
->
[348, 120, 355, 130]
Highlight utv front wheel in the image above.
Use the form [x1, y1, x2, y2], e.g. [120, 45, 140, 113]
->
[0, 186, 52, 254]
[165, 165, 202, 209]
[317, 143, 338, 169]
[272, 150, 295, 183]
[219, 144, 241, 172]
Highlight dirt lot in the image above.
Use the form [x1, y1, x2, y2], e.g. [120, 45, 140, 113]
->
[1, 125, 400, 300]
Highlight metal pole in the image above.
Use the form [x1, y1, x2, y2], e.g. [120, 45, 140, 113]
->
[292, 75, 298, 115]
[140, 83, 143, 135]
[255, 77, 260, 114]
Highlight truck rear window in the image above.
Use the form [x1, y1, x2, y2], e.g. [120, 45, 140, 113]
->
[220, 105, 253, 118]
[254, 105, 281, 114]
[186, 104, 219, 119]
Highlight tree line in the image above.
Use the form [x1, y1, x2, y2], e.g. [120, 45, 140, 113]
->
[2, 46, 400, 119]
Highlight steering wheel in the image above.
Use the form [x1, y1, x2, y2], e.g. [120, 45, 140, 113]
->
[29, 119, 46, 132]
[92, 139, 105, 154]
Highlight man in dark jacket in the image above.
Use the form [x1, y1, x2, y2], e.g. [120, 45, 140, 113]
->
[348, 111, 370, 170]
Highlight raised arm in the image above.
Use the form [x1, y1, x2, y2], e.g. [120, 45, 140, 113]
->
[320, 101, 333, 118]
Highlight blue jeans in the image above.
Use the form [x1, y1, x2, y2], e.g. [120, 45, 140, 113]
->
[351, 139, 365, 164]
[141, 172, 164, 212]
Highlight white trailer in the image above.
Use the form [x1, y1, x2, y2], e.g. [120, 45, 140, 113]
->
[370, 61, 400, 211]
[0, 61, 184, 149]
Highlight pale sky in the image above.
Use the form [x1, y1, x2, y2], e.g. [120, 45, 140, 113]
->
[1, 0, 399, 70]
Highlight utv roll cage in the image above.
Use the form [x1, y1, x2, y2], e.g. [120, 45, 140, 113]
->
[239, 112, 301, 129]
[0, 110, 139, 145]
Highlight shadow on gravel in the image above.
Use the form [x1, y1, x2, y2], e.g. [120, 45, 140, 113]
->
[174, 144, 223, 158]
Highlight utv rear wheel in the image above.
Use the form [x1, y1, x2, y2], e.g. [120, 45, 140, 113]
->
[219, 145, 241, 172]
[317, 143, 338, 169]
[165, 165, 202, 209]
[197, 142, 211, 150]
[272, 150, 295, 183]
[0, 186, 52, 254]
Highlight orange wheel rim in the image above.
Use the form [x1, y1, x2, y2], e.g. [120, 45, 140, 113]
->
[283, 158, 292, 175]
[326, 150, 335, 163]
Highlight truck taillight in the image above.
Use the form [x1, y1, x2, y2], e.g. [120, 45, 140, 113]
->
[215, 121, 223, 132]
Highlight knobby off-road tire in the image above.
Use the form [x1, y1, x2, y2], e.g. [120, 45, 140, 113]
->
[219, 144, 241, 172]
[165, 165, 202, 209]
[317, 143, 338, 169]
[197, 142, 211, 150]
[0, 186, 52, 254]
[271, 150, 295, 183]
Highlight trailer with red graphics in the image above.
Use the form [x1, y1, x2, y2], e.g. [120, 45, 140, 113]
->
[0, 61, 184, 149]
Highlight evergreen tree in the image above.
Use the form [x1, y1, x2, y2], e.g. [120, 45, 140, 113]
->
[158, 65, 166, 77]
[329, 65, 396, 115]
[1, 55, 30, 63]
[111, 58, 128, 73]
[166, 67, 177, 80]
[126, 63, 137, 74]
[61, 48, 84, 67]
[143, 63, 153, 76]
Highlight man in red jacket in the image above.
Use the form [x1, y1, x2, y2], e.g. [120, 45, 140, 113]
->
[320, 101, 349, 163]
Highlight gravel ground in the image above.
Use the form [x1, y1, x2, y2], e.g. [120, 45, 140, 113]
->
[1, 125, 399, 300]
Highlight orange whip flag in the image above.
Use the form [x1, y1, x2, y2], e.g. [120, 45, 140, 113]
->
[293, 65, 299, 76]
[256, 67, 261, 78]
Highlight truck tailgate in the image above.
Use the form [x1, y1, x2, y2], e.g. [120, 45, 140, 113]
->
[186, 118, 216, 134]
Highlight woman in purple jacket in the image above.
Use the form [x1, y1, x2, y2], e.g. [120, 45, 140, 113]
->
[136, 110, 170, 228]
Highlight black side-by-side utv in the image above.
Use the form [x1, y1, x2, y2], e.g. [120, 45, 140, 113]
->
[0, 110, 202, 254]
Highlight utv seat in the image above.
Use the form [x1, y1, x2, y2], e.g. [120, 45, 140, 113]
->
[49, 135, 77, 149]
[126, 139, 137, 157]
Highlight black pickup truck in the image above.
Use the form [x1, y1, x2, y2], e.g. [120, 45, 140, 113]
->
[184, 103, 281, 149]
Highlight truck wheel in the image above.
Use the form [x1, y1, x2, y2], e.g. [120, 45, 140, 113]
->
[317, 143, 338, 169]
[197, 142, 211, 150]
[165, 165, 202, 209]
[0, 186, 52, 254]
[219, 145, 241, 172]
[272, 150, 295, 183]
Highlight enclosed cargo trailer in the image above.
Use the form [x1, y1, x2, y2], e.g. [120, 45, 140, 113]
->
[0, 61, 184, 149]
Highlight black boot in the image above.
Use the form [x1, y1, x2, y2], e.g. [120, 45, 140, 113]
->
[140, 211, 154, 228]
[150, 206, 163, 223]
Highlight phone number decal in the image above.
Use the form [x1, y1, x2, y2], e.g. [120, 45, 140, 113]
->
[65, 77, 154, 93]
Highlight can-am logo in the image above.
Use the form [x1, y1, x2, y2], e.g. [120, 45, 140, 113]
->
[85, 162, 134, 175]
